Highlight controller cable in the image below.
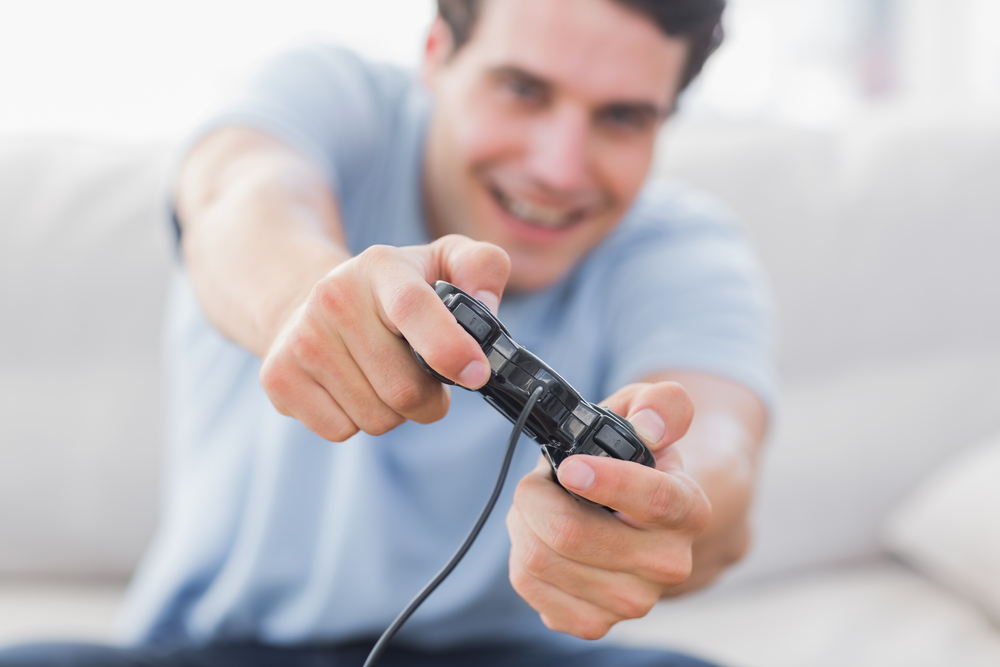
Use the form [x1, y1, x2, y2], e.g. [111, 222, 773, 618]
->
[363, 385, 546, 667]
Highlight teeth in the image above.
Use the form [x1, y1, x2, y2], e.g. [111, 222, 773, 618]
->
[497, 190, 575, 228]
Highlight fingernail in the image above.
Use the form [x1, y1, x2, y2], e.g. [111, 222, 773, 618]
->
[559, 459, 595, 491]
[475, 290, 500, 314]
[630, 409, 665, 445]
[458, 359, 489, 388]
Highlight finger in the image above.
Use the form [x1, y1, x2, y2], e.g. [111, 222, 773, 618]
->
[514, 457, 640, 567]
[517, 457, 699, 586]
[507, 540, 621, 640]
[557, 454, 711, 532]
[260, 360, 358, 442]
[429, 234, 511, 314]
[360, 247, 492, 389]
[507, 503, 660, 622]
[287, 321, 408, 436]
[603, 381, 694, 452]
[335, 307, 452, 425]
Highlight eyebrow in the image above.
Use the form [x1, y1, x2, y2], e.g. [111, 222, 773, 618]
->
[486, 65, 673, 120]
[486, 65, 551, 91]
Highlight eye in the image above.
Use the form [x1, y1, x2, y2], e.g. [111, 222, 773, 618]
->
[597, 105, 656, 132]
[502, 76, 547, 105]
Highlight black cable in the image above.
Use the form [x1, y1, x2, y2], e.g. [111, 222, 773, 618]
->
[363, 385, 546, 667]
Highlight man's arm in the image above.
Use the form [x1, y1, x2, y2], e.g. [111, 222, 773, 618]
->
[176, 126, 511, 440]
[647, 370, 767, 595]
[506, 371, 766, 639]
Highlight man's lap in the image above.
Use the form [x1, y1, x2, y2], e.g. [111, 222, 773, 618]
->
[0, 639, 723, 667]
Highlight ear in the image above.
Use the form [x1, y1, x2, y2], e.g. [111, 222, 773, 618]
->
[421, 16, 455, 89]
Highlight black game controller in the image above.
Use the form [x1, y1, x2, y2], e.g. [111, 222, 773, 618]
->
[414, 281, 655, 493]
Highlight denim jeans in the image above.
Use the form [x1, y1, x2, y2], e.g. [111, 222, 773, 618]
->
[0, 638, 723, 667]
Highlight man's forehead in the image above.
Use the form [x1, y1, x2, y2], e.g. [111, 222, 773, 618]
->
[467, 0, 686, 105]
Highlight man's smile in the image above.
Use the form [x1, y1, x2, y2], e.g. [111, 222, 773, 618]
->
[489, 184, 597, 232]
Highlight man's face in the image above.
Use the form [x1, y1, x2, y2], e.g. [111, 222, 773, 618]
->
[422, 0, 688, 292]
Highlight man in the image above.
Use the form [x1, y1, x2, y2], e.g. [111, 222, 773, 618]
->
[0, 0, 772, 665]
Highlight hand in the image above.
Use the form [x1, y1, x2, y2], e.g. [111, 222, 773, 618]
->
[506, 380, 711, 639]
[259, 234, 510, 441]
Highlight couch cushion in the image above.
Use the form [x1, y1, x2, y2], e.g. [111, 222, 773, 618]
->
[0, 136, 173, 578]
[0, 580, 124, 646]
[610, 560, 1000, 667]
[884, 430, 1000, 627]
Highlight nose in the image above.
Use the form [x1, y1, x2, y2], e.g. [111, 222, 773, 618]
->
[524, 104, 591, 194]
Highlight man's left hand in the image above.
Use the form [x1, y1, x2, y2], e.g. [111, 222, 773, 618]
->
[505, 380, 711, 639]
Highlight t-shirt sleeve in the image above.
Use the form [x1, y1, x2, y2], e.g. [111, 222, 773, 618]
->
[600, 184, 778, 413]
[185, 43, 408, 198]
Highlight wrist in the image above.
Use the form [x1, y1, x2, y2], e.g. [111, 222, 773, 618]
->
[255, 246, 350, 357]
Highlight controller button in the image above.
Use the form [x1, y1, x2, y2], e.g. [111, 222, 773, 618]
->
[539, 393, 569, 423]
[581, 439, 610, 457]
[487, 348, 507, 373]
[561, 415, 587, 441]
[572, 403, 599, 427]
[594, 424, 636, 460]
[454, 303, 493, 343]
[511, 349, 540, 376]
[507, 366, 535, 393]
[493, 334, 517, 359]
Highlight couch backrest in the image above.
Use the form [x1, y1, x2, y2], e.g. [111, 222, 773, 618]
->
[656, 107, 1000, 582]
[0, 137, 172, 578]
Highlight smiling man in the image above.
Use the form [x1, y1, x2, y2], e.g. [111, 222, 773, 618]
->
[0, 1, 773, 666]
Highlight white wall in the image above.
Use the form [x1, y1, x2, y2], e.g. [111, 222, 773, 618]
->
[0, 0, 436, 141]
[1, 0, 997, 142]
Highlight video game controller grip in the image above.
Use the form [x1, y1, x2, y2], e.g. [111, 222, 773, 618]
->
[413, 281, 655, 491]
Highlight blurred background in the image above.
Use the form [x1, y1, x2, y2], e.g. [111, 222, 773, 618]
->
[2, 2, 1000, 666]
[2, 0, 999, 140]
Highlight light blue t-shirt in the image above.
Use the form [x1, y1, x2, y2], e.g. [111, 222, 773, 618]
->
[118, 44, 775, 650]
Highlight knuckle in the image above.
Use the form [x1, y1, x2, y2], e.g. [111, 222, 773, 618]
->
[382, 279, 426, 328]
[259, 359, 295, 408]
[383, 378, 424, 415]
[358, 243, 397, 272]
[286, 326, 327, 368]
[547, 512, 584, 556]
[313, 273, 351, 321]
[650, 552, 693, 587]
[508, 562, 532, 596]
[519, 535, 553, 578]
[507, 551, 537, 599]
[616, 586, 659, 620]
[359, 409, 405, 437]
[572, 616, 613, 641]
[511, 475, 539, 511]
[690, 495, 713, 534]
[322, 420, 359, 443]
[644, 481, 676, 522]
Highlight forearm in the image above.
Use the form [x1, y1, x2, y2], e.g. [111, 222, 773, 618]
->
[649, 370, 767, 595]
[176, 127, 351, 357]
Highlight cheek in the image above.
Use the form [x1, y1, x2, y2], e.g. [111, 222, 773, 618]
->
[599, 140, 655, 206]
[457, 106, 530, 178]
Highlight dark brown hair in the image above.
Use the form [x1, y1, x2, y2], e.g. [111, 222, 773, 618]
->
[437, 0, 725, 93]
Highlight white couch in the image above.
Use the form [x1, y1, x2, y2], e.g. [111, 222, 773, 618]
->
[2, 104, 999, 666]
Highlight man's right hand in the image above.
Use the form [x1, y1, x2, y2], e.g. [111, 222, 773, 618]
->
[259, 234, 511, 442]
